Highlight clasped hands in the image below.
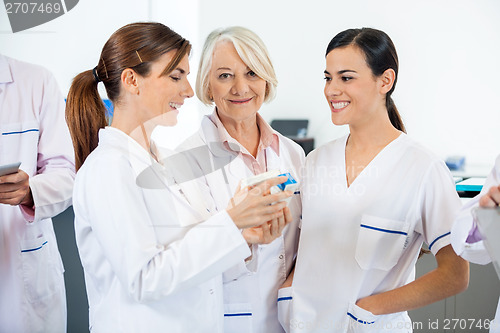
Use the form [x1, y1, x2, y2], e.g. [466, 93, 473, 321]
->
[226, 175, 293, 246]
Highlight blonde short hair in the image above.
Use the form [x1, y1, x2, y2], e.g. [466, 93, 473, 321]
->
[196, 26, 278, 106]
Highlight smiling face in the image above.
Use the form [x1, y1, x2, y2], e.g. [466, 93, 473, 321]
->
[324, 45, 387, 127]
[138, 50, 193, 127]
[208, 41, 267, 123]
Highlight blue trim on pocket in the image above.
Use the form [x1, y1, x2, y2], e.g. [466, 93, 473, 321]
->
[277, 296, 293, 302]
[2, 129, 39, 135]
[224, 313, 252, 317]
[360, 224, 408, 236]
[21, 241, 48, 252]
[347, 312, 375, 324]
[429, 231, 451, 251]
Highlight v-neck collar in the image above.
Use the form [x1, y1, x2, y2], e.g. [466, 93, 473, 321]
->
[342, 132, 405, 189]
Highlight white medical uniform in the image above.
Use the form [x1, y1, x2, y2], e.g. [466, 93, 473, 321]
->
[0, 55, 75, 333]
[451, 154, 500, 333]
[73, 127, 251, 333]
[177, 114, 305, 333]
[283, 133, 461, 333]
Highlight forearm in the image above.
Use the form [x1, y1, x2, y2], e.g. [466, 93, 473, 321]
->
[357, 245, 469, 315]
[29, 170, 74, 221]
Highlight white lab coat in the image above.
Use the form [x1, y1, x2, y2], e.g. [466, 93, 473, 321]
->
[284, 133, 461, 333]
[0, 55, 75, 333]
[73, 127, 251, 333]
[451, 154, 500, 333]
[176, 115, 305, 333]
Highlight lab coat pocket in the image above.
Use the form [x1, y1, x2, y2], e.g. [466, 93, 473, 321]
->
[0, 122, 39, 167]
[355, 215, 409, 271]
[20, 235, 63, 303]
[278, 287, 293, 333]
[347, 302, 379, 332]
[224, 303, 253, 333]
[347, 303, 412, 333]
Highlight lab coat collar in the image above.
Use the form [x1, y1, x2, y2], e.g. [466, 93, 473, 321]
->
[0, 55, 13, 84]
[265, 145, 281, 172]
[199, 112, 281, 159]
[199, 114, 284, 180]
[100, 127, 210, 220]
[99, 127, 165, 187]
[207, 109, 280, 157]
[199, 115, 237, 158]
[99, 126, 153, 166]
[225, 135, 283, 183]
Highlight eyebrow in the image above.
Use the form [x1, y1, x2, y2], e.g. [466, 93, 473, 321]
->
[324, 69, 357, 75]
[174, 68, 186, 74]
[215, 66, 252, 71]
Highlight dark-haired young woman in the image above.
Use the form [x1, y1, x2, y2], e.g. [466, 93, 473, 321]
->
[65, 22, 291, 332]
[278, 28, 469, 333]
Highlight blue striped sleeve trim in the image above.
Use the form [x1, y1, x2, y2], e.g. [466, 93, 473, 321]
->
[224, 313, 252, 317]
[428, 232, 451, 251]
[21, 241, 48, 252]
[360, 224, 407, 236]
[2, 129, 39, 135]
[277, 296, 293, 302]
[347, 312, 375, 324]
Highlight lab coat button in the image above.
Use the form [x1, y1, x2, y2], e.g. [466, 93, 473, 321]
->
[279, 254, 284, 260]
[209, 289, 214, 294]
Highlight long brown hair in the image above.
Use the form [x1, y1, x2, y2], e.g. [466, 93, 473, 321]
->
[326, 28, 406, 133]
[66, 22, 191, 170]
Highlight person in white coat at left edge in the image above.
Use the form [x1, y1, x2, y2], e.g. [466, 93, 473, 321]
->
[65, 22, 293, 333]
[177, 26, 304, 333]
[0, 54, 75, 333]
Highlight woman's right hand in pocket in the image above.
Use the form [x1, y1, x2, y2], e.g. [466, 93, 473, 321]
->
[227, 176, 292, 229]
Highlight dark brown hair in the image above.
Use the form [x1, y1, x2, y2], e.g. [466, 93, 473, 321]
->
[326, 28, 406, 133]
[66, 22, 191, 170]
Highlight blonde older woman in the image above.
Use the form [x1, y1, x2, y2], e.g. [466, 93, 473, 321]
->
[179, 26, 305, 333]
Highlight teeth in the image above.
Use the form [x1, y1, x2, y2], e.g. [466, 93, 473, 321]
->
[331, 101, 349, 109]
[169, 102, 181, 109]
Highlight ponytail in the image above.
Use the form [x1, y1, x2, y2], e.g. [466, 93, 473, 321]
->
[65, 70, 107, 171]
[386, 96, 406, 133]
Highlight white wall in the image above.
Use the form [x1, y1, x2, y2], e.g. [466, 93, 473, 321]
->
[0, 0, 202, 147]
[198, 0, 500, 167]
[0, 0, 150, 93]
[1, 0, 499, 166]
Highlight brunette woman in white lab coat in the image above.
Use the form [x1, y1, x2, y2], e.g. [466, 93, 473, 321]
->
[174, 27, 304, 333]
[279, 28, 469, 333]
[65, 22, 292, 333]
[452, 155, 500, 333]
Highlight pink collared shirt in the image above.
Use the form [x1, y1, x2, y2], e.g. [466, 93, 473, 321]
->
[209, 110, 279, 175]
